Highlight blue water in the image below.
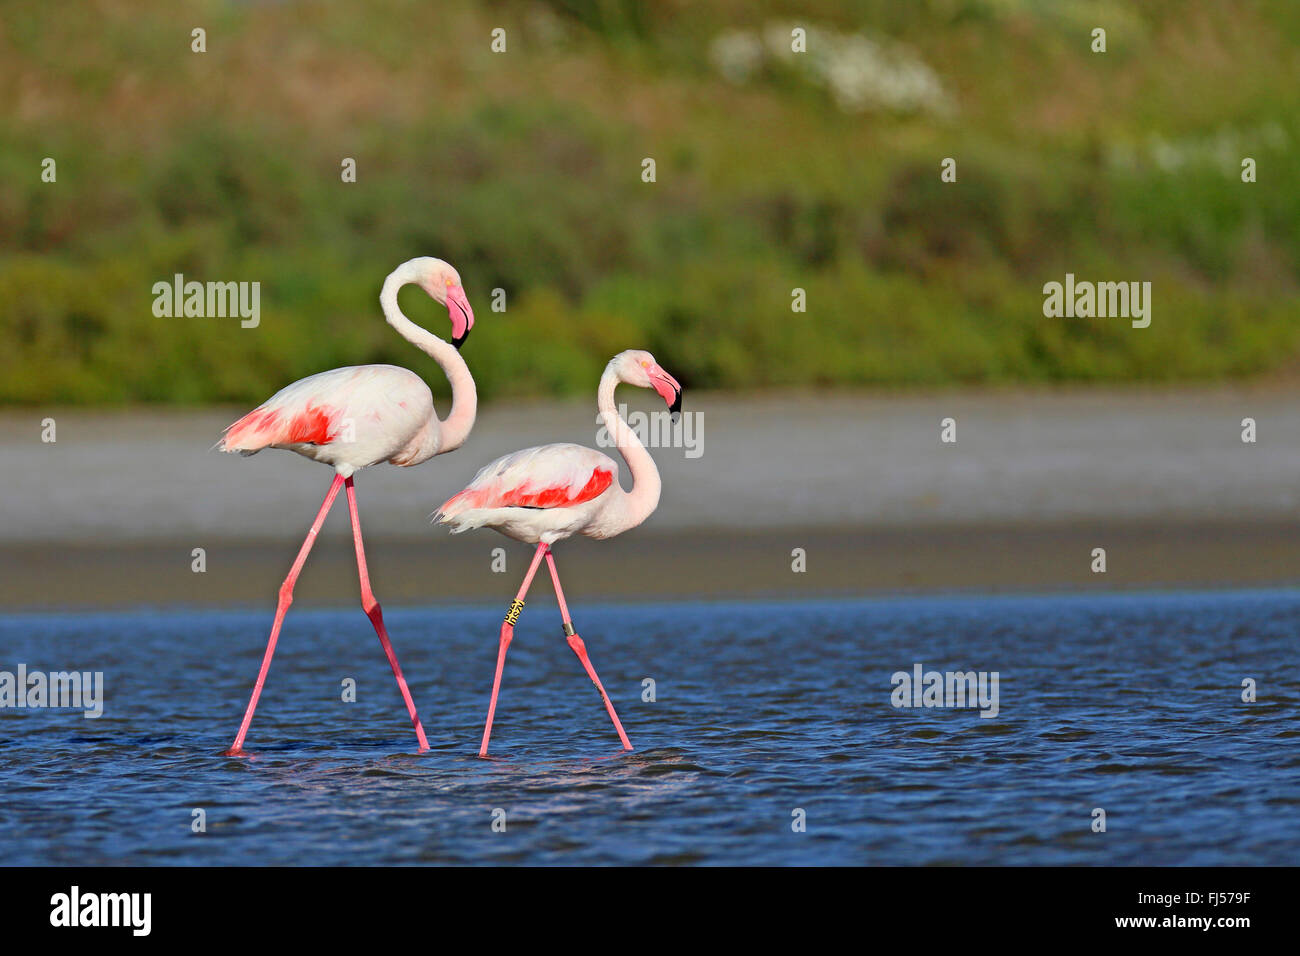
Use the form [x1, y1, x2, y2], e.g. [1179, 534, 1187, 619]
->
[1, 590, 1298, 865]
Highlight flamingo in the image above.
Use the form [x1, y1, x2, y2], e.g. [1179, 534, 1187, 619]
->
[217, 256, 476, 756]
[434, 349, 683, 756]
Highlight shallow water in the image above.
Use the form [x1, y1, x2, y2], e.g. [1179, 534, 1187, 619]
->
[1, 590, 1298, 865]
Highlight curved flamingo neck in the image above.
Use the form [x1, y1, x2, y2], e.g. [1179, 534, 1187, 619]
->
[380, 267, 477, 454]
[598, 364, 661, 530]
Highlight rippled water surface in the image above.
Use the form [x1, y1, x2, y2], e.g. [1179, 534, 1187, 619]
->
[2, 591, 1298, 865]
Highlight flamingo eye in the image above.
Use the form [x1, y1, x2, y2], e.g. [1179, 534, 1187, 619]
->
[641, 361, 649, 368]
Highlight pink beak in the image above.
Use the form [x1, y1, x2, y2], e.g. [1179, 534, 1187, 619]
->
[649, 368, 683, 415]
[445, 285, 474, 348]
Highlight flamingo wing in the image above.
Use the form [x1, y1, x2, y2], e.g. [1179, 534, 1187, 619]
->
[436, 444, 618, 518]
[219, 366, 429, 454]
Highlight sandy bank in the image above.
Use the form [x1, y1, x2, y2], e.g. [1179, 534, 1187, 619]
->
[3, 384, 1298, 606]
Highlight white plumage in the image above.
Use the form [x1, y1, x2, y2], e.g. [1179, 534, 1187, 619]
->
[434, 350, 682, 544]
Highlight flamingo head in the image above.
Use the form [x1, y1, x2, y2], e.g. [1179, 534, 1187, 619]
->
[615, 349, 683, 417]
[411, 257, 475, 349]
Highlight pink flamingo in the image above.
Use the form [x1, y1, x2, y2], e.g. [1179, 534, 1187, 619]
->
[435, 350, 682, 756]
[217, 256, 476, 756]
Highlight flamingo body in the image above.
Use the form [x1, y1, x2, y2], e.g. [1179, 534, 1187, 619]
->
[217, 256, 476, 756]
[436, 443, 620, 543]
[220, 365, 440, 477]
[436, 350, 684, 756]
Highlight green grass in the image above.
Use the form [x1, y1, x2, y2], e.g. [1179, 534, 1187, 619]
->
[1, 0, 1298, 404]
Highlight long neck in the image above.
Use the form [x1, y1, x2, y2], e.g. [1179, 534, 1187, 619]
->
[380, 271, 476, 452]
[598, 366, 661, 530]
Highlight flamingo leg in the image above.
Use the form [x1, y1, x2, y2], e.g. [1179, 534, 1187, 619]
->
[479, 542, 548, 757]
[223, 473, 345, 756]
[545, 548, 633, 751]
[345, 477, 430, 753]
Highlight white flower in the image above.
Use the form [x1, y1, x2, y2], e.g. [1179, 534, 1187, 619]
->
[709, 21, 953, 117]
[709, 30, 765, 84]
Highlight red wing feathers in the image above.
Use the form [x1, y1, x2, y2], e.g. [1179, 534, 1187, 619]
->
[442, 467, 613, 513]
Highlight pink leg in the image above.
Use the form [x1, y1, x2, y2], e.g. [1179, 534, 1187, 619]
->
[223, 474, 345, 756]
[345, 477, 430, 753]
[479, 542, 548, 757]
[545, 548, 633, 751]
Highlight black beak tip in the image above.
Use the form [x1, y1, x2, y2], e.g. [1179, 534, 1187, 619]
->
[669, 391, 682, 418]
[450, 299, 472, 349]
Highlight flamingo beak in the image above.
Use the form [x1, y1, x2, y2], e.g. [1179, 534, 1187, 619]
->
[445, 284, 474, 349]
[650, 368, 683, 419]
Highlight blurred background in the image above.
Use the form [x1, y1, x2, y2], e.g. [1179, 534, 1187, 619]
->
[5, 0, 1300, 401]
[3, 0, 1300, 607]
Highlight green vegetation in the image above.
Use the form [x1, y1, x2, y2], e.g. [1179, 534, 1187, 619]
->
[1, 0, 1298, 404]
